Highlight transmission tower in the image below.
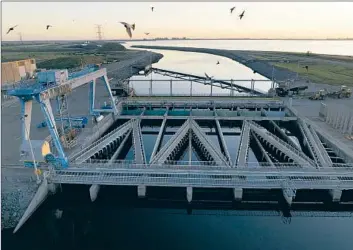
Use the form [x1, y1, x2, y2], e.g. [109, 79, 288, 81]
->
[95, 24, 103, 40]
[18, 32, 23, 44]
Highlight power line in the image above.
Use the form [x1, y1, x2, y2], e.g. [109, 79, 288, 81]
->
[95, 24, 103, 40]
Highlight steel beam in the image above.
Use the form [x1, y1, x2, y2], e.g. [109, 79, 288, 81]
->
[234, 121, 251, 167]
[190, 120, 229, 166]
[150, 117, 167, 163]
[215, 119, 231, 163]
[74, 121, 133, 163]
[116, 115, 297, 121]
[298, 119, 331, 168]
[269, 120, 300, 150]
[308, 124, 333, 166]
[151, 119, 191, 164]
[251, 131, 275, 166]
[132, 119, 146, 164]
[248, 121, 316, 167]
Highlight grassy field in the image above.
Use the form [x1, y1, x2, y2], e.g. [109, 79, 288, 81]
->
[273, 62, 353, 86]
[1, 41, 136, 70]
[250, 51, 353, 86]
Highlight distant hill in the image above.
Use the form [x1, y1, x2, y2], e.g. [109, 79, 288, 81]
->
[98, 42, 126, 52]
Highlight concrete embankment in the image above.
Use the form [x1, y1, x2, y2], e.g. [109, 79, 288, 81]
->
[1, 50, 163, 230]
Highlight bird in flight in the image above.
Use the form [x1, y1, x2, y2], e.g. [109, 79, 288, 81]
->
[205, 73, 214, 80]
[303, 65, 309, 72]
[230, 7, 235, 14]
[6, 25, 18, 34]
[120, 22, 135, 38]
[239, 10, 245, 20]
[151, 6, 154, 12]
[46, 25, 52, 30]
[145, 32, 150, 35]
[216, 61, 220, 65]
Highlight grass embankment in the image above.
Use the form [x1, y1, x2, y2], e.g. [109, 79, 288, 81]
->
[273, 62, 353, 86]
[1, 42, 130, 69]
[251, 51, 353, 86]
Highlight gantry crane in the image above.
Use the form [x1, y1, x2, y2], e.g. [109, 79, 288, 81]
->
[6, 64, 117, 168]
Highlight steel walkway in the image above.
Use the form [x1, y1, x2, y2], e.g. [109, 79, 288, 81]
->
[47, 164, 353, 190]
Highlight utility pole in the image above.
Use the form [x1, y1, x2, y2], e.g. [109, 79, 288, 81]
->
[95, 24, 103, 41]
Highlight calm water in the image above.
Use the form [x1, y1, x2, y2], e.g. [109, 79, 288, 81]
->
[3, 40, 353, 250]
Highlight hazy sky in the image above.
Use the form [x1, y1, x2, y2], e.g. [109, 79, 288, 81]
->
[2, 2, 353, 41]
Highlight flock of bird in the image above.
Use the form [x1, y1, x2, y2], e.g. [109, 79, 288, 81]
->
[6, 5, 247, 40]
[119, 6, 246, 39]
[6, 5, 261, 72]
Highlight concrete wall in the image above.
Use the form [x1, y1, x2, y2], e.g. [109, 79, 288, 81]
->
[1, 59, 37, 85]
[324, 103, 353, 136]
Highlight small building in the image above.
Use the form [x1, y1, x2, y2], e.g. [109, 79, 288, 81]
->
[1, 59, 37, 85]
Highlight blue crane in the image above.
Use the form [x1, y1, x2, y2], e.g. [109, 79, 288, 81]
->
[6, 64, 117, 168]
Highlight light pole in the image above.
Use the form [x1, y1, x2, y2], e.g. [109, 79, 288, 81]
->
[22, 114, 41, 184]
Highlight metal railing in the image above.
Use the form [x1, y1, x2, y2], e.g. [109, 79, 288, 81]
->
[68, 160, 353, 171]
[47, 166, 353, 189]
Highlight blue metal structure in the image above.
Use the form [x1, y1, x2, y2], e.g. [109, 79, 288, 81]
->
[37, 116, 88, 129]
[6, 65, 117, 168]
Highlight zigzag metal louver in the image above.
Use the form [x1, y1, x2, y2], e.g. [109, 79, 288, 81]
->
[150, 118, 230, 166]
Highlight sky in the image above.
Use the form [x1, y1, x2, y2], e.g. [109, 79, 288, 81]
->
[2, 2, 353, 41]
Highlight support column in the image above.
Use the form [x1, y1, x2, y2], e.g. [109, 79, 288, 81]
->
[186, 187, 193, 203]
[233, 188, 243, 201]
[170, 80, 173, 96]
[329, 189, 342, 203]
[89, 80, 96, 115]
[138, 185, 146, 197]
[149, 79, 152, 96]
[20, 98, 33, 140]
[210, 80, 213, 96]
[89, 184, 100, 202]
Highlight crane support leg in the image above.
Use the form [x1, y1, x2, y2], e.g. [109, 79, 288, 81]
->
[20, 98, 33, 140]
[102, 75, 118, 115]
[89, 80, 96, 116]
[36, 95, 68, 167]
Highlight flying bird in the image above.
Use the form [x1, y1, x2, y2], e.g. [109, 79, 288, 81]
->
[205, 73, 214, 80]
[303, 65, 309, 72]
[151, 6, 154, 12]
[230, 7, 235, 14]
[120, 22, 135, 38]
[216, 61, 220, 65]
[6, 25, 18, 34]
[239, 10, 245, 20]
[46, 25, 52, 30]
[145, 32, 150, 36]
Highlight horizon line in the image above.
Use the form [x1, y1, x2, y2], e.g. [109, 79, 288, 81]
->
[3, 38, 353, 43]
